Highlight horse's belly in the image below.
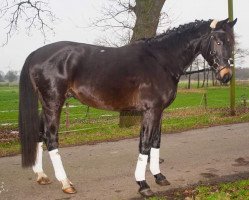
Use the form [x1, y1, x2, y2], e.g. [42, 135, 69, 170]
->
[71, 85, 139, 111]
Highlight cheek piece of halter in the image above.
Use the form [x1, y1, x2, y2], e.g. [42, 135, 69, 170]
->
[205, 33, 234, 74]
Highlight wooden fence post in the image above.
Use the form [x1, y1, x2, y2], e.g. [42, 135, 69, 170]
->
[65, 102, 70, 129]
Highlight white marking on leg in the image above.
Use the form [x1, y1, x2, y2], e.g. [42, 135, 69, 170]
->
[32, 142, 44, 173]
[49, 149, 67, 181]
[150, 148, 160, 175]
[135, 154, 148, 181]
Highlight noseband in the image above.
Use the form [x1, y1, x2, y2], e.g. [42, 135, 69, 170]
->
[205, 32, 233, 74]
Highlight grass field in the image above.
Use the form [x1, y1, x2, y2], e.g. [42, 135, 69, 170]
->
[149, 179, 249, 200]
[1, 82, 248, 128]
[0, 82, 249, 156]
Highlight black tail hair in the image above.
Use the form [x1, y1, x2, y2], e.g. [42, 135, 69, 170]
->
[19, 54, 39, 167]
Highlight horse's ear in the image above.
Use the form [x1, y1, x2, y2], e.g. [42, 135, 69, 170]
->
[213, 18, 229, 30]
[227, 18, 237, 28]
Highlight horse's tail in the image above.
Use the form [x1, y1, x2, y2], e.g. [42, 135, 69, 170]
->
[19, 53, 39, 167]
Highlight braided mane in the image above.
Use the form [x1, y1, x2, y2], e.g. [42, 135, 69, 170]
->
[136, 19, 212, 43]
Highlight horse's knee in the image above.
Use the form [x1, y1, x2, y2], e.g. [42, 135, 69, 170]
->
[139, 146, 151, 155]
[139, 139, 153, 155]
[151, 136, 161, 149]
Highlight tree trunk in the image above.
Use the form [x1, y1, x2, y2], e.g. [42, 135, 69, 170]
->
[188, 65, 192, 89]
[130, 0, 166, 42]
[119, 0, 166, 127]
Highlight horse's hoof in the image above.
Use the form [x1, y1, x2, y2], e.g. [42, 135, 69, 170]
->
[154, 173, 170, 186]
[139, 188, 154, 197]
[137, 180, 154, 197]
[61, 179, 76, 194]
[37, 177, 52, 185]
[62, 185, 77, 194]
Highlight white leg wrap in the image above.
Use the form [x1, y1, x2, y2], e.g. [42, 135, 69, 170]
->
[150, 148, 160, 175]
[135, 154, 148, 181]
[49, 149, 67, 181]
[32, 142, 44, 173]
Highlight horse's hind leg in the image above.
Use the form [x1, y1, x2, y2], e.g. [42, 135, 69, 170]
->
[32, 111, 51, 185]
[41, 95, 76, 194]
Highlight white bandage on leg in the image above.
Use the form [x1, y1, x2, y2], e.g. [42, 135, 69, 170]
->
[150, 148, 160, 175]
[49, 149, 67, 181]
[32, 142, 44, 173]
[135, 154, 148, 181]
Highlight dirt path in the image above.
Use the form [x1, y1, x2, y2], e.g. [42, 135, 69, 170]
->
[1, 123, 249, 200]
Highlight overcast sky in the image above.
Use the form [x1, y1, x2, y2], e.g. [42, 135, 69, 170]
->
[0, 0, 248, 73]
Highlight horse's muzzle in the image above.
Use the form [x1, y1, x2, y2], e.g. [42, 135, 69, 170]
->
[217, 66, 232, 83]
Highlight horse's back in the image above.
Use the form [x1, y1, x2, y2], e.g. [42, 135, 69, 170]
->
[23, 41, 176, 111]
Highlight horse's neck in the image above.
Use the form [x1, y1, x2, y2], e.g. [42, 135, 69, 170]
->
[150, 27, 209, 79]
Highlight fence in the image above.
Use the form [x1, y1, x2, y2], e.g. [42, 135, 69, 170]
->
[0, 81, 248, 136]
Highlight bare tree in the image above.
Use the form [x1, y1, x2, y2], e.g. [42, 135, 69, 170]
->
[0, 71, 5, 82]
[234, 40, 249, 67]
[91, 0, 135, 46]
[0, 0, 55, 45]
[92, 0, 169, 47]
[4, 70, 18, 82]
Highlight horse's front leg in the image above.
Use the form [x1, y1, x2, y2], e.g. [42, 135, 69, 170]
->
[135, 108, 170, 197]
[150, 126, 170, 187]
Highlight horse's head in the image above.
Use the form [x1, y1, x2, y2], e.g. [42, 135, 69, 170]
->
[201, 18, 237, 83]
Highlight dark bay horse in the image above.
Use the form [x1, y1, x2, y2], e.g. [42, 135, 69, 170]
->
[19, 18, 237, 197]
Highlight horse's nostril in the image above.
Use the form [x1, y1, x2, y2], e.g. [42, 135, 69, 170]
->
[222, 73, 231, 83]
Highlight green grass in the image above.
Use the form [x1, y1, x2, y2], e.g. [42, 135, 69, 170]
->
[148, 179, 249, 200]
[0, 83, 249, 157]
[1, 83, 249, 127]
[195, 179, 249, 200]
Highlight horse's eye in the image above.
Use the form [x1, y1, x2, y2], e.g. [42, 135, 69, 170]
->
[217, 42, 221, 45]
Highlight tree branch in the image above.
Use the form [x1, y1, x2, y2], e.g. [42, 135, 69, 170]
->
[0, 0, 56, 45]
[89, 0, 136, 46]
